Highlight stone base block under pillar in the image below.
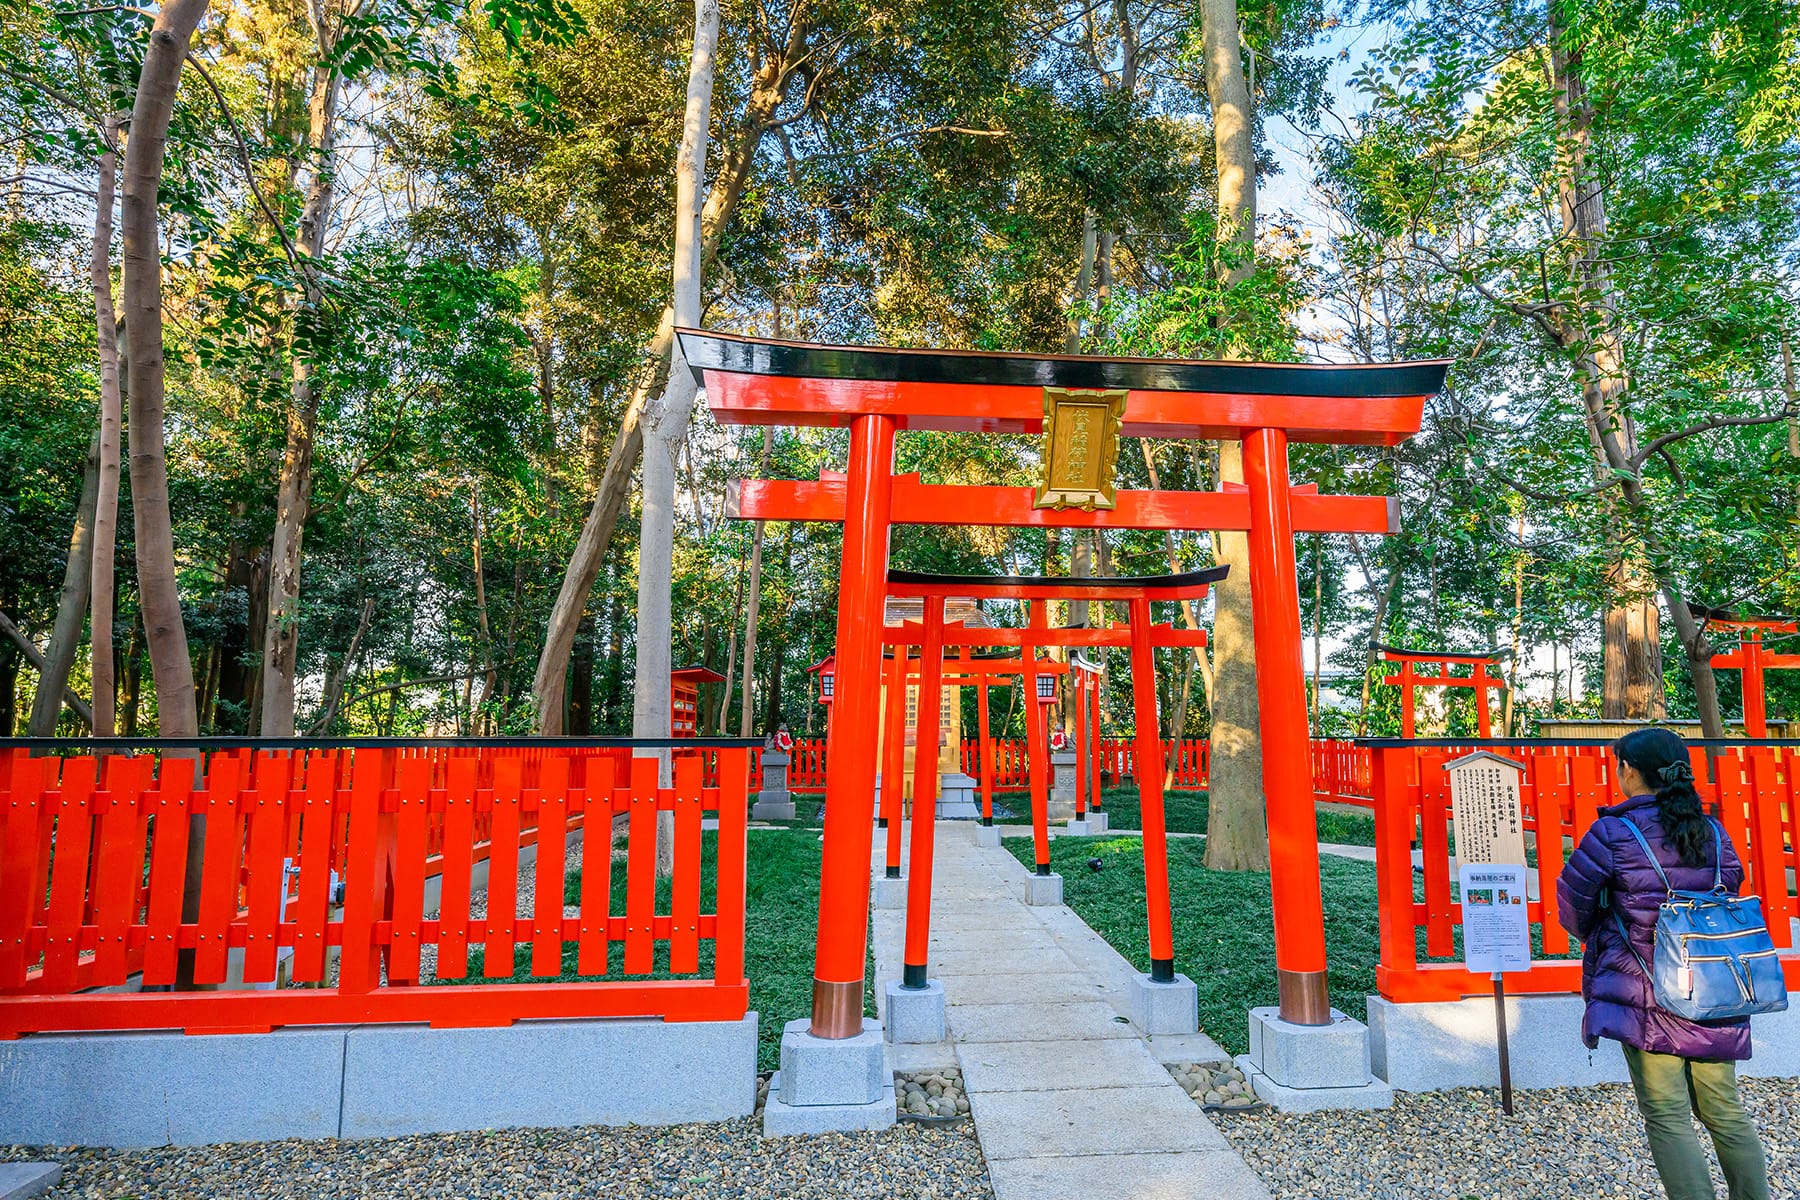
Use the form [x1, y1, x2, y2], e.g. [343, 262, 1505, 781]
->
[882, 980, 947, 1044]
[872, 875, 908, 909]
[1022, 873, 1063, 906]
[1129, 973, 1199, 1036]
[1235, 1054, 1394, 1113]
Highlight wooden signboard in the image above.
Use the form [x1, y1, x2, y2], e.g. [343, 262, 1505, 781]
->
[1446, 751, 1528, 868]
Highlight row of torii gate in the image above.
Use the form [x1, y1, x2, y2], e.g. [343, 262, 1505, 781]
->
[681, 328, 1452, 1038]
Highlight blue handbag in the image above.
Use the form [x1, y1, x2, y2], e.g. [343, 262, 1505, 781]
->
[1610, 817, 1788, 1022]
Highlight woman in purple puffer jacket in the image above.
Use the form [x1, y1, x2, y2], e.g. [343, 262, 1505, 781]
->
[1557, 728, 1770, 1200]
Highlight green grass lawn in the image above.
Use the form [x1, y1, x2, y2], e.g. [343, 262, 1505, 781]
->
[463, 827, 863, 1071]
[1005, 833, 1381, 1056]
[753, 793, 825, 829]
[994, 785, 1377, 846]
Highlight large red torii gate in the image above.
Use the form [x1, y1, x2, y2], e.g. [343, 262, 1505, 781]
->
[680, 329, 1448, 1035]
[1693, 607, 1800, 737]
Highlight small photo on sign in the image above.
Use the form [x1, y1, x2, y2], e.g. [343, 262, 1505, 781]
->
[1467, 888, 1494, 907]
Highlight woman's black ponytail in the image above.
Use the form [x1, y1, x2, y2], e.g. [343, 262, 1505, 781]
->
[1614, 728, 1711, 868]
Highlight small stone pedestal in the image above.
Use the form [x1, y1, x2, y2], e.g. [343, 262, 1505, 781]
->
[1129, 973, 1199, 1035]
[1049, 751, 1079, 822]
[1234, 1007, 1393, 1112]
[1022, 872, 1063, 906]
[883, 980, 947, 1044]
[937, 772, 980, 819]
[873, 875, 908, 909]
[751, 751, 795, 821]
[1064, 810, 1109, 836]
[972, 824, 1001, 848]
[764, 1019, 896, 1136]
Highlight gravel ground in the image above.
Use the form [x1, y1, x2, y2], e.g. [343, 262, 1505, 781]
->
[6, 1117, 992, 1199]
[1214, 1077, 1799, 1200]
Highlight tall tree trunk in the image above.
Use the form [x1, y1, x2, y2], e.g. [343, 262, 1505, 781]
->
[641, 0, 719, 877]
[121, 615, 143, 735]
[739, 484, 769, 733]
[470, 480, 498, 727]
[1199, 0, 1265, 870]
[569, 614, 595, 734]
[762, 525, 793, 732]
[1547, 3, 1672, 724]
[123, 0, 207, 738]
[533, 11, 815, 730]
[1067, 211, 1095, 353]
[89, 115, 123, 737]
[30, 430, 101, 735]
[1505, 510, 1526, 734]
[124, 0, 210, 990]
[259, 41, 343, 735]
[1309, 535, 1322, 730]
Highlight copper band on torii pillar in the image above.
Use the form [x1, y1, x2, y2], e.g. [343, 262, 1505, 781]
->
[1278, 969, 1332, 1027]
[809, 977, 865, 1040]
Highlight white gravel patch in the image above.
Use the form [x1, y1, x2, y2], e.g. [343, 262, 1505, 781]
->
[1215, 1077, 1799, 1199]
[7, 1115, 993, 1198]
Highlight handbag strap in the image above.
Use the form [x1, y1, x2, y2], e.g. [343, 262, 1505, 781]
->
[1615, 817, 1671, 896]
[1611, 906, 1654, 978]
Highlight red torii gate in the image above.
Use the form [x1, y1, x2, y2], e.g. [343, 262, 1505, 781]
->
[681, 328, 1447, 1034]
[883, 569, 1219, 991]
[1379, 645, 1508, 738]
[875, 644, 1067, 839]
[1695, 608, 1800, 737]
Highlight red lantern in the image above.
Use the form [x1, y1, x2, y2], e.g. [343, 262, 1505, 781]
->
[808, 654, 837, 706]
[1035, 668, 1057, 705]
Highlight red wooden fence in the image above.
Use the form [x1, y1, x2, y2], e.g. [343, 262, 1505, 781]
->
[1371, 741, 1800, 1003]
[0, 744, 749, 1036]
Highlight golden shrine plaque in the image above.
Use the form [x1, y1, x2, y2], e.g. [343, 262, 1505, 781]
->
[1033, 387, 1125, 511]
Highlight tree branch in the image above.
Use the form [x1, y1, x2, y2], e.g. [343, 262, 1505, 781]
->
[796, 123, 1008, 167]
[1628, 408, 1798, 469]
[0, 610, 93, 728]
[1407, 237, 1567, 343]
[184, 52, 304, 270]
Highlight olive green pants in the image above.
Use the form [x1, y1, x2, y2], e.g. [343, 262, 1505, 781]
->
[1622, 1046, 1769, 1200]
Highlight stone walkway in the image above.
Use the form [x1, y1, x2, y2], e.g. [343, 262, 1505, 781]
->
[872, 823, 1273, 1200]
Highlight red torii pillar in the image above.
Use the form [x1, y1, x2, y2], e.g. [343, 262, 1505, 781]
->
[683, 327, 1446, 1034]
[810, 413, 895, 1035]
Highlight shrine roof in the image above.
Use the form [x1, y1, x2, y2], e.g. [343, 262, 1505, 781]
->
[680, 329, 1448, 445]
